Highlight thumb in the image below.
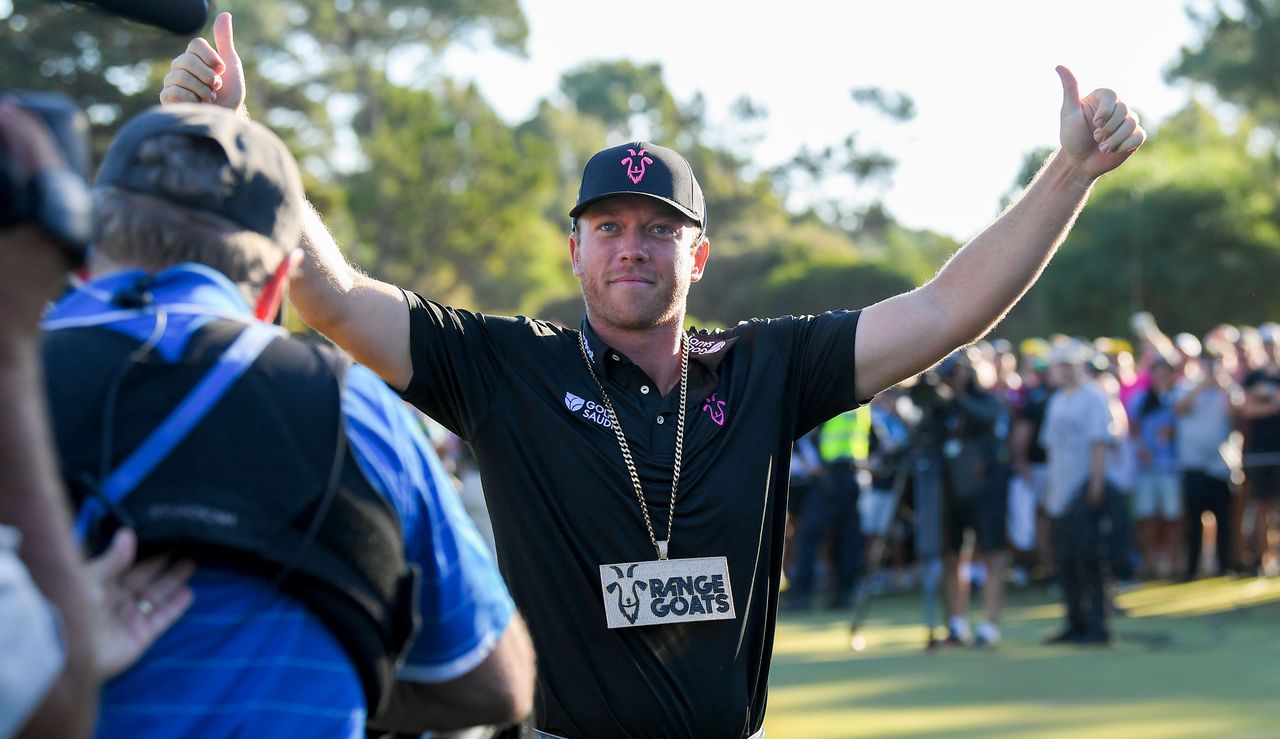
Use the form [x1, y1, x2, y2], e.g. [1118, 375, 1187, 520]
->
[1056, 65, 1080, 116]
[85, 528, 137, 581]
[213, 12, 241, 69]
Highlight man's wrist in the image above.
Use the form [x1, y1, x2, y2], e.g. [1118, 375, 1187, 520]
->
[1044, 151, 1097, 193]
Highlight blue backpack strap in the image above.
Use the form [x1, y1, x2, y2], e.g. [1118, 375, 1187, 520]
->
[74, 322, 283, 540]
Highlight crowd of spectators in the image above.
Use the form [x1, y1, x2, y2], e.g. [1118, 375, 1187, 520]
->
[760, 313, 1280, 648]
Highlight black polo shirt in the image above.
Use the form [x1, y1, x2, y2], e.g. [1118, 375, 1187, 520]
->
[401, 291, 860, 739]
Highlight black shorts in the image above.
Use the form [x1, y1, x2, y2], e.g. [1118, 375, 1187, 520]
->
[1246, 464, 1280, 501]
[943, 488, 1008, 554]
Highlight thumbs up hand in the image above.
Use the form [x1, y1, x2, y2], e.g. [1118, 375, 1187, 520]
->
[160, 12, 247, 115]
[1055, 65, 1145, 179]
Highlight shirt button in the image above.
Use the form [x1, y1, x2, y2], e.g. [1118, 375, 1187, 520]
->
[611, 354, 621, 362]
[641, 385, 650, 395]
[656, 416, 665, 425]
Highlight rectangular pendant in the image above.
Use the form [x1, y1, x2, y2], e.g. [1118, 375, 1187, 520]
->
[598, 556, 736, 629]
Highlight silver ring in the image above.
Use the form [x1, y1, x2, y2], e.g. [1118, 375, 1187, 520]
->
[137, 597, 154, 616]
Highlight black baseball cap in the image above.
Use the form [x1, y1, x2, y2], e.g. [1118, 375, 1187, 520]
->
[95, 103, 304, 251]
[569, 141, 706, 230]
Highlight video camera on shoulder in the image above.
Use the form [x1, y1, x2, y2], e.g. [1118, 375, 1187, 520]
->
[0, 91, 94, 264]
[0, 90, 94, 265]
[908, 369, 942, 407]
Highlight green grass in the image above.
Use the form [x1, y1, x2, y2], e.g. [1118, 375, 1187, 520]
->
[764, 576, 1280, 738]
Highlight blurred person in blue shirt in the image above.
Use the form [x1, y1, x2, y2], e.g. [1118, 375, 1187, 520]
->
[41, 104, 533, 738]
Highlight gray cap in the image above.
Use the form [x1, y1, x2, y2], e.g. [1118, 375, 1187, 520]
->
[95, 103, 304, 251]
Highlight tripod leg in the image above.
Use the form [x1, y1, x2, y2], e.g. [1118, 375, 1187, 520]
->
[913, 452, 946, 648]
[850, 454, 914, 638]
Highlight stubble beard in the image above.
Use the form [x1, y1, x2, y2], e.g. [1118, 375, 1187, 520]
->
[579, 273, 687, 332]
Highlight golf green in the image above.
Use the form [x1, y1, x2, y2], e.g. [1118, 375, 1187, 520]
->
[765, 576, 1280, 738]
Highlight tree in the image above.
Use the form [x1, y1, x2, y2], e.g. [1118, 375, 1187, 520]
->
[0, 1, 195, 146]
[342, 80, 571, 313]
[214, 1, 562, 312]
[996, 100, 1280, 339]
[5, 2, 970, 328]
[1170, 0, 1280, 128]
[850, 88, 916, 122]
[559, 60, 682, 143]
[770, 88, 914, 234]
[987, 0, 1280, 340]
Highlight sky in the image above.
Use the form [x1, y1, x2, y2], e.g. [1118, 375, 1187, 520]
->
[434, 0, 1216, 242]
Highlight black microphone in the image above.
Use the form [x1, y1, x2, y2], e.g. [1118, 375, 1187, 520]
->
[72, 0, 209, 35]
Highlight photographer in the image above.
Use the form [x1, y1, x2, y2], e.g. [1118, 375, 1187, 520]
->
[859, 387, 911, 592]
[925, 352, 1010, 647]
[40, 103, 532, 736]
[0, 99, 192, 739]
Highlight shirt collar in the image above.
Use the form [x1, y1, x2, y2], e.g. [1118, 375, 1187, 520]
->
[685, 326, 737, 372]
[577, 317, 738, 376]
[578, 316, 610, 374]
[49, 263, 253, 322]
[45, 264, 255, 362]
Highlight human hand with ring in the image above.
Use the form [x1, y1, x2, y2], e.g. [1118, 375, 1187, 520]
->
[84, 528, 195, 680]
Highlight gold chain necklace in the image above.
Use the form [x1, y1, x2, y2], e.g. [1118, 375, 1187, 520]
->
[577, 331, 688, 560]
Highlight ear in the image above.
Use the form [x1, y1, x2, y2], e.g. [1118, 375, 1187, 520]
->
[689, 237, 711, 284]
[569, 233, 582, 278]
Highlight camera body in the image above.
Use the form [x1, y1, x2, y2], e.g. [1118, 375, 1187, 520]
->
[0, 91, 94, 265]
[908, 370, 942, 407]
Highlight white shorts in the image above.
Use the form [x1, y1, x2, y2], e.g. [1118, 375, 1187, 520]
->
[859, 487, 897, 535]
[1007, 464, 1047, 552]
[1133, 470, 1182, 520]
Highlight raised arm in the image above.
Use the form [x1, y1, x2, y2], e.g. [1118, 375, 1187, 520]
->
[291, 205, 414, 389]
[159, 12, 415, 389]
[1130, 312, 1181, 368]
[854, 66, 1145, 398]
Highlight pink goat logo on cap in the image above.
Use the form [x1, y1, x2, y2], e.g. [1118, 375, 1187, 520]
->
[621, 148, 654, 184]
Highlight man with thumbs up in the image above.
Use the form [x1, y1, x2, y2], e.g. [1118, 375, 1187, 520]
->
[163, 15, 1144, 737]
